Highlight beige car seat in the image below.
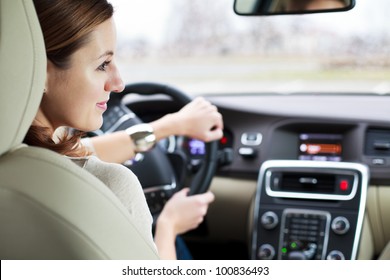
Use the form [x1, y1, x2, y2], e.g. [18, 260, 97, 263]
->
[0, 0, 158, 260]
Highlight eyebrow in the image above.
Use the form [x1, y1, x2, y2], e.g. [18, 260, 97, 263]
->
[98, 50, 114, 59]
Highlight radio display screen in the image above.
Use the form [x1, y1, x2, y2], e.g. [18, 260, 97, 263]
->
[299, 133, 342, 161]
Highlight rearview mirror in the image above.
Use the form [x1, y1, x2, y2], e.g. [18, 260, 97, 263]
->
[234, 0, 355, 16]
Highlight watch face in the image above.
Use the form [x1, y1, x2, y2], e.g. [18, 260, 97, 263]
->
[126, 124, 156, 153]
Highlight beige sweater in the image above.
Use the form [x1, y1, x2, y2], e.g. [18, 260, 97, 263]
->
[71, 155, 157, 253]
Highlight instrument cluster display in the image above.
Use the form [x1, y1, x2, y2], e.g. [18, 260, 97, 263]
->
[187, 138, 206, 156]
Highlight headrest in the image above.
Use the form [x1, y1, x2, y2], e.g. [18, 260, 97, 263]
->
[0, 0, 46, 156]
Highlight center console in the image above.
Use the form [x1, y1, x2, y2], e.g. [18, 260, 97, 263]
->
[251, 160, 369, 260]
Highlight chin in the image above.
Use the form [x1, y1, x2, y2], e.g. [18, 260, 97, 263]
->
[91, 119, 103, 131]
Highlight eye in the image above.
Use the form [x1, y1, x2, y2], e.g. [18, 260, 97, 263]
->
[97, 60, 111, 71]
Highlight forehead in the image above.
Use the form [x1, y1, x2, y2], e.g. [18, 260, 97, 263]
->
[73, 18, 117, 62]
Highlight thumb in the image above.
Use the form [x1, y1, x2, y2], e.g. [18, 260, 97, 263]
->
[178, 187, 190, 196]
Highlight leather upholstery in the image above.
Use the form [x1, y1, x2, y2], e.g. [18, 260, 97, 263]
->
[0, 0, 158, 260]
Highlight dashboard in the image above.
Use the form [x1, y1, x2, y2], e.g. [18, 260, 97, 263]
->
[200, 93, 389, 260]
[117, 91, 390, 260]
[204, 94, 390, 185]
[119, 93, 390, 186]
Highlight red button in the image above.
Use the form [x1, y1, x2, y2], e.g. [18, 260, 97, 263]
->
[340, 180, 349, 191]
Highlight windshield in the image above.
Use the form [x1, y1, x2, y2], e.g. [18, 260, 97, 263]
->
[110, 0, 390, 95]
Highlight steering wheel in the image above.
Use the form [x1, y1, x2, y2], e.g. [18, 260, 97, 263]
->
[99, 82, 219, 215]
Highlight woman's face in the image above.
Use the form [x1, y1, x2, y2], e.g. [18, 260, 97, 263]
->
[38, 18, 124, 132]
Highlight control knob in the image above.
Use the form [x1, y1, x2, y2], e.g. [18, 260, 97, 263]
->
[326, 250, 345, 260]
[260, 211, 279, 230]
[258, 244, 275, 260]
[331, 216, 350, 235]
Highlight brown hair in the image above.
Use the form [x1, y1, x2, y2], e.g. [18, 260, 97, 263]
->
[25, 126, 88, 157]
[24, 0, 114, 156]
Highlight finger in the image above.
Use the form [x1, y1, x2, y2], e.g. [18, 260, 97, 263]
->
[197, 191, 215, 204]
[181, 187, 190, 195]
[205, 128, 224, 142]
[208, 111, 224, 129]
[173, 187, 190, 199]
[205, 191, 215, 203]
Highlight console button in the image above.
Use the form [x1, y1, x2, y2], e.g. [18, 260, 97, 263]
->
[238, 147, 257, 158]
[326, 250, 345, 260]
[331, 216, 350, 235]
[280, 210, 330, 260]
[241, 132, 262, 146]
[261, 211, 279, 230]
[258, 244, 275, 260]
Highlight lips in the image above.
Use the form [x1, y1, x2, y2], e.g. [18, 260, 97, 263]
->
[96, 100, 108, 111]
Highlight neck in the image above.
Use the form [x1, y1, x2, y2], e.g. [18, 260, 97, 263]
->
[33, 108, 55, 135]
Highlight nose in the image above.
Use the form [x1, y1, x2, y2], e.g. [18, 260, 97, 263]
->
[105, 66, 125, 93]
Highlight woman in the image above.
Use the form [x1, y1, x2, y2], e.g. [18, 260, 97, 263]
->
[25, 0, 221, 260]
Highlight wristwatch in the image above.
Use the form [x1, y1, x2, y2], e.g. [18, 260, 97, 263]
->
[125, 123, 156, 153]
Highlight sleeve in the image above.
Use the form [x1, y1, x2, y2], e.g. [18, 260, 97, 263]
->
[80, 137, 97, 155]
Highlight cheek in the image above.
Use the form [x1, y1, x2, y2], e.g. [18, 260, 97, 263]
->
[64, 71, 99, 108]
[71, 83, 106, 130]
[49, 86, 98, 129]
[47, 69, 106, 130]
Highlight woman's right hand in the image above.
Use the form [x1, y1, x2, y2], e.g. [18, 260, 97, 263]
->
[157, 187, 215, 235]
[173, 97, 224, 142]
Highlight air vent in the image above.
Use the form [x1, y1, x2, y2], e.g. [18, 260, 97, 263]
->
[265, 168, 356, 199]
[365, 129, 390, 156]
[262, 161, 366, 201]
[274, 172, 336, 194]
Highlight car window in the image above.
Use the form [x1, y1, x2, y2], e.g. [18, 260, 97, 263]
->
[111, 0, 390, 95]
